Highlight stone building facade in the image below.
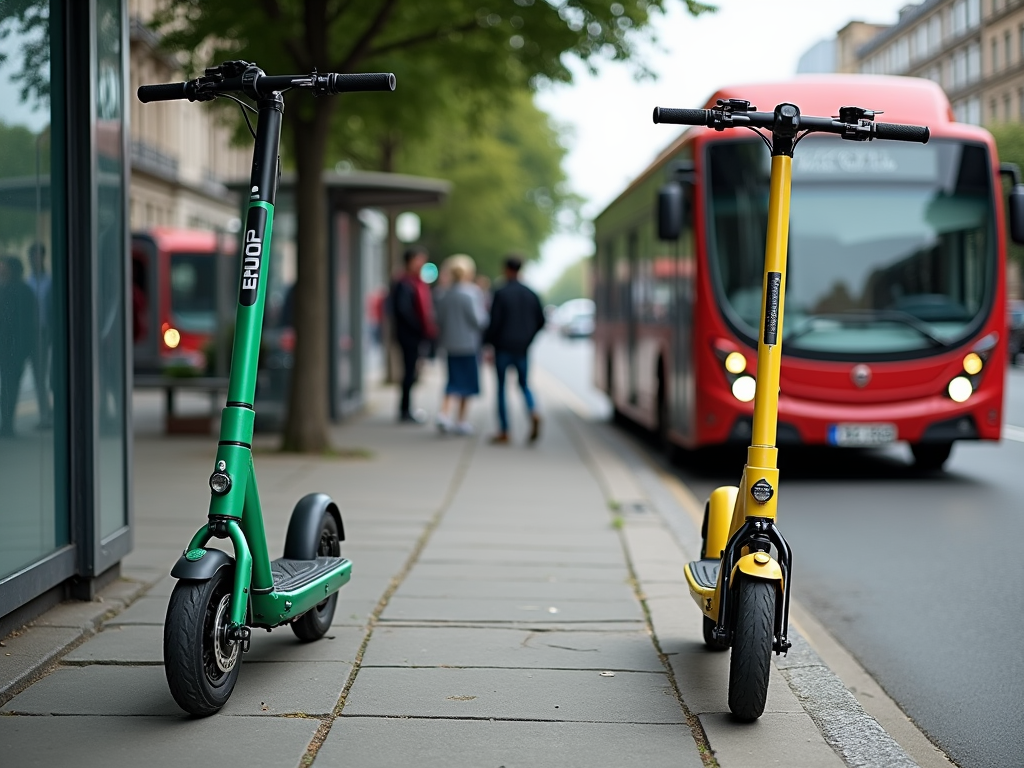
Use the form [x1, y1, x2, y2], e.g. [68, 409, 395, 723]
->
[835, 0, 1024, 127]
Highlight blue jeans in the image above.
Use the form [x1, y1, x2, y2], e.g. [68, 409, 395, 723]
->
[494, 350, 535, 434]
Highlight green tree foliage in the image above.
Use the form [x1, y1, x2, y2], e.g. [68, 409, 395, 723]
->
[151, 0, 714, 452]
[0, 119, 50, 248]
[545, 256, 591, 306]
[393, 88, 577, 277]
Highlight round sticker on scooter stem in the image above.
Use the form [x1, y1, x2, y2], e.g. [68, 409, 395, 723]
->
[751, 478, 774, 504]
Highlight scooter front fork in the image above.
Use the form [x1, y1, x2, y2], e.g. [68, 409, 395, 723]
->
[184, 519, 254, 642]
[714, 518, 793, 654]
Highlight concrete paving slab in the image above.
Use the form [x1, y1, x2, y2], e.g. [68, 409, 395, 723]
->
[700, 711, 846, 767]
[380, 595, 644, 623]
[343, 667, 684, 723]
[392, 577, 636, 602]
[23, 598, 122, 629]
[316, 718, 705, 768]
[418, 547, 624, 567]
[0, 715, 319, 768]
[426, 530, 622, 552]
[360, 626, 665, 671]
[407, 562, 631, 583]
[2, 660, 352, 717]
[104, 596, 169, 626]
[0, 626, 83, 695]
[64, 624, 366, 665]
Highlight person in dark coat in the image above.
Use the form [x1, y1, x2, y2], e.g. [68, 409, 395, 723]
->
[0, 256, 39, 437]
[484, 255, 545, 444]
[389, 246, 437, 422]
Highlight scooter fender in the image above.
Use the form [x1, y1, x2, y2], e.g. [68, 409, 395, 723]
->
[283, 493, 345, 560]
[170, 547, 234, 581]
[730, 553, 784, 589]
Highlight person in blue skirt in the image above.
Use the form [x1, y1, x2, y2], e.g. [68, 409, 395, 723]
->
[435, 255, 488, 435]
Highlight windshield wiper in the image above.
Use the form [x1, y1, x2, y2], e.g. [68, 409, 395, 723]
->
[784, 309, 949, 348]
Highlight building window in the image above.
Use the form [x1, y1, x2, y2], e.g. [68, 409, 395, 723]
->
[992, 38, 999, 73]
[954, 47, 968, 87]
[1018, 87, 1024, 119]
[914, 24, 928, 61]
[953, 0, 967, 35]
[968, 42, 981, 82]
[968, 0, 980, 28]
[991, 98, 998, 122]
[929, 15, 942, 51]
[895, 36, 910, 72]
[1006, 31, 1013, 67]
[1005, 94, 1012, 122]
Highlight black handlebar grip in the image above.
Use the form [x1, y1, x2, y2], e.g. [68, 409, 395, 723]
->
[873, 122, 930, 143]
[653, 107, 710, 126]
[327, 72, 396, 93]
[137, 82, 190, 103]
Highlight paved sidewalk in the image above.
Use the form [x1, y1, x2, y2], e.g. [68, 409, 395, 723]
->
[0, 362, 927, 767]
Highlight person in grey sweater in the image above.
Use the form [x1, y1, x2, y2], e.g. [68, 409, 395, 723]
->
[435, 255, 488, 434]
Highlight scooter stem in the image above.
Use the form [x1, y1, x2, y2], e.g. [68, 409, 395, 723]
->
[749, 154, 791, 471]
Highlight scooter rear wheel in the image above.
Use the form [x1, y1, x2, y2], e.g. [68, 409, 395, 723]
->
[291, 512, 341, 642]
[728, 576, 775, 721]
[164, 567, 241, 716]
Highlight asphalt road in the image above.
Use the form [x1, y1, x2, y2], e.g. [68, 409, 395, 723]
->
[534, 331, 1024, 768]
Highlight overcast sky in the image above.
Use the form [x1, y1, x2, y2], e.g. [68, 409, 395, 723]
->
[525, 0, 914, 291]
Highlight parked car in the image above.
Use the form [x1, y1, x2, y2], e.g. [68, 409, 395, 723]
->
[1009, 299, 1024, 365]
[553, 298, 595, 339]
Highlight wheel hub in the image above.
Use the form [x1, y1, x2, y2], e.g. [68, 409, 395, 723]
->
[211, 594, 239, 674]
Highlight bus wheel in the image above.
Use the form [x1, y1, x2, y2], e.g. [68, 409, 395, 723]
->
[911, 442, 952, 471]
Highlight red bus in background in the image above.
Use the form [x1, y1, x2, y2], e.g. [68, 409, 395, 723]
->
[594, 76, 1018, 471]
[131, 228, 230, 374]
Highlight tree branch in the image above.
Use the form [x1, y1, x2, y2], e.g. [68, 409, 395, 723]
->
[334, 0, 400, 73]
[362, 18, 480, 60]
[258, 0, 310, 71]
[328, 0, 356, 27]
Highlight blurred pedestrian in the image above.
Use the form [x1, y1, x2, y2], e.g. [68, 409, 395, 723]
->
[389, 246, 437, 422]
[0, 256, 38, 437]
[435, 255, 488, 435]
[484, 255, 545, 444]
[26, 242, 52, 429]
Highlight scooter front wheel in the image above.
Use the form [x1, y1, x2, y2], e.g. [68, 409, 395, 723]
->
[164, 567, 241, 716]
[727, 576, 775, 721]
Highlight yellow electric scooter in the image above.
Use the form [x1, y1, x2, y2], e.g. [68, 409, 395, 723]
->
[653, 100, 929, 720]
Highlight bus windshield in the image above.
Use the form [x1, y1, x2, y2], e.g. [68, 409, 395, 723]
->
[706, 136, 995, 359]
[169, 252, 217, 333]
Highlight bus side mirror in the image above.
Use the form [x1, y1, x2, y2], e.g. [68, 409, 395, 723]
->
[1010, 185, 1024, 245]
[658, 182, 683, 241]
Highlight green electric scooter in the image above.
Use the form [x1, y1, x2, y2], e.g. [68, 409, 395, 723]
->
[138, 61, 395, 716]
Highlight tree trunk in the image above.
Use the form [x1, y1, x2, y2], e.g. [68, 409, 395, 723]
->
[282, 102, 334, 452]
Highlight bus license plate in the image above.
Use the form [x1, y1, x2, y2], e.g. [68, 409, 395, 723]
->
[827, 423, 897, 446]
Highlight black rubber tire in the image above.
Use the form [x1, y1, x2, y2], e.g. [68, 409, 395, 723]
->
[164, 567, 241, 716]
[728, 577, 775, 721]
[290, 512, 341, 642]
[911, 442, 952, 472]
[702, 615, 729, 651]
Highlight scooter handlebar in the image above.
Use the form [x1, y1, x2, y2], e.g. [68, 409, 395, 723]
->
[653, 107, 711, 126]
[138, 82, 194, 103]
[872, 121, 930, 143]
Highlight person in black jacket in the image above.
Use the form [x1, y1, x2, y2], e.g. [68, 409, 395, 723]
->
[389, 247, 437, 422]
[0, 256, 38, 437]
[484, 255, 545, 444]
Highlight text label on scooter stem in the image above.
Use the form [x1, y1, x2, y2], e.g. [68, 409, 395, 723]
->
[763, 271, 782, 345]
[240, 206, 267, 306]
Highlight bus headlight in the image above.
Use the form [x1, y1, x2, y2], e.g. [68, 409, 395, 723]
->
[724, 351, 746, 374]
[947, 376, 973, 403]
[732, 375, 756, 403]
[163, 327, 181, 349]
[962, 352, 982, 375]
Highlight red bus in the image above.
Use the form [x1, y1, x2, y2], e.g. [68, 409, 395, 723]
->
[594, 76, 1022, 470]
[131, 227, 231, 374]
